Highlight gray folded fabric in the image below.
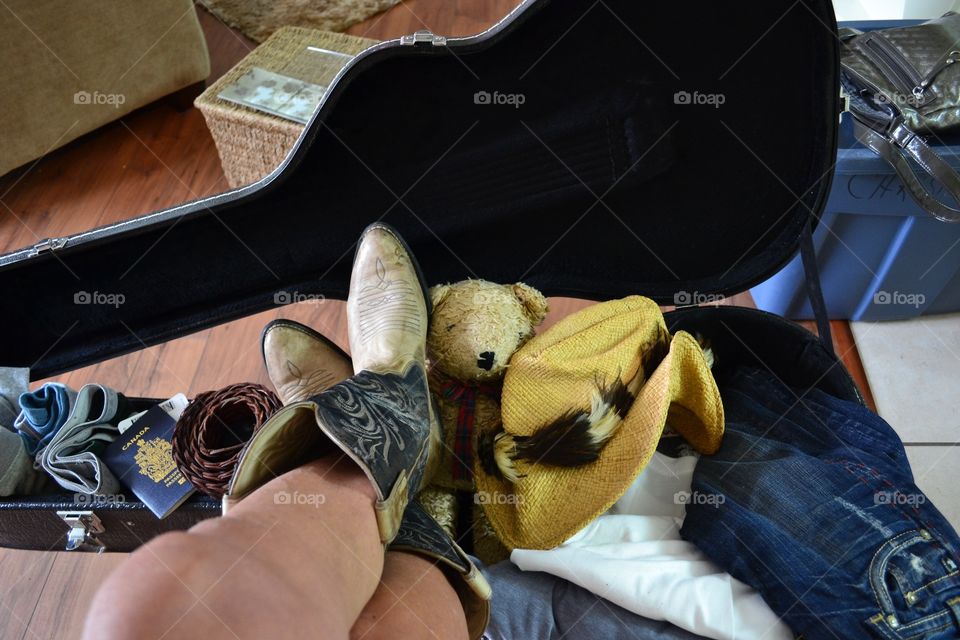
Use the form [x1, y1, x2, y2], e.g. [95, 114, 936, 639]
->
[0, 429, 57, 496]
[0, 367, 28, 429]
[0, 367, 56, 496]
[39, 383, 129, 495]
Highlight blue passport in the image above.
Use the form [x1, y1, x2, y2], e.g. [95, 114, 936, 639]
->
[103, 404, 195, 519]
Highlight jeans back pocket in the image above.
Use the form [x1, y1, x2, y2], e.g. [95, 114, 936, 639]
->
[866, 529, 960, 639]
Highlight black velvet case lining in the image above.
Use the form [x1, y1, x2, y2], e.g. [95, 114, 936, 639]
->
[0, 0, 839, 379]
[666, 307, 862, 405]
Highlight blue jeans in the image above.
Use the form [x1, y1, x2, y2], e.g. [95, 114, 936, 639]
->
[681, 366, 960, 639]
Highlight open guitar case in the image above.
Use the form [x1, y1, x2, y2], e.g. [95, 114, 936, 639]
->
[0, 0, 861, 552]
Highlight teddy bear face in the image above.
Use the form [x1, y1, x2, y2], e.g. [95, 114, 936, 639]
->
[428, 280, 548, 383]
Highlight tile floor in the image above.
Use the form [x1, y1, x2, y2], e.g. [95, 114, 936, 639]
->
[852, 313, 960, 529]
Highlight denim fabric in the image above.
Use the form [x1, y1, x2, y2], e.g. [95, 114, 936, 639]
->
[479, 560, 708, 640]
[681, 366, 960, 640]
[15, 382, 76, 455]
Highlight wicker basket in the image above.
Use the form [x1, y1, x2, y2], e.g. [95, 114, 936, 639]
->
[196, 26, 378, 188]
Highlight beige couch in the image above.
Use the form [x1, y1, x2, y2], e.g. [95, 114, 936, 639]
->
[0, 0, 210, 176]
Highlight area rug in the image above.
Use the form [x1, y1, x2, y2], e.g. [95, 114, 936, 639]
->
[198, 0, 401, 42]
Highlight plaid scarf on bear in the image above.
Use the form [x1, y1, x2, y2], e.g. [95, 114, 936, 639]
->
[432, 372, 502, 482]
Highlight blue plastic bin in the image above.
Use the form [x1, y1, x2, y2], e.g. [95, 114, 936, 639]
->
[750, 20, 960, 321]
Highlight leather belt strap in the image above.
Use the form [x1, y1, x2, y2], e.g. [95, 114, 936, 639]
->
[172, 383, 281, 499]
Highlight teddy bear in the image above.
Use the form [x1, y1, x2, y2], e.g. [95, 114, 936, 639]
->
[421, 279, 548, 564]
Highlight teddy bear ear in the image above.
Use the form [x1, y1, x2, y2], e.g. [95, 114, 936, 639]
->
[430, 283, 452, 309]
[512, 283, 549, 326]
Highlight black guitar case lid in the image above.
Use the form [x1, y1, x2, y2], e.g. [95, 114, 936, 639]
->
[0, 0, 841, 381]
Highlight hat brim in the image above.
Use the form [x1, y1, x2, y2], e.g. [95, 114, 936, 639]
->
[475, 330, 724, 551]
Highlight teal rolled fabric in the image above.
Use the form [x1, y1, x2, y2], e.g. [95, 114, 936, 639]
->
[15, 382, 77, 456]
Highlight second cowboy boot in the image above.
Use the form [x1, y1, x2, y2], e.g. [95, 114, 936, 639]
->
[261, 319, 354, 405]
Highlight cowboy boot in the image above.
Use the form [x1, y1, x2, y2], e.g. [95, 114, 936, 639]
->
[226, 224, 439, 543]
[309, 221, 440, 542]
[342, 225, 488, 633]
[261, 319, 354, 405]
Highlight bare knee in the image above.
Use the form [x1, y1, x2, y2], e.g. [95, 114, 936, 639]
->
[86, 526, 349, 640]
[84, 532, 205, 639]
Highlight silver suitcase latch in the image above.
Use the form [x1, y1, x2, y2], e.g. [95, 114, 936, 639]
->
[400, 29, 447, 46]
[29, 237, 67, 256]
[56, 510, 107, 552]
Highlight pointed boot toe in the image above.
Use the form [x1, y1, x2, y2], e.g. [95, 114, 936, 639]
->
[348, 223, 431, 376]
[261, 320, 354, 405]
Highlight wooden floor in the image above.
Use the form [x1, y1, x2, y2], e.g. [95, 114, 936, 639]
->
[0, 2, 872, 639]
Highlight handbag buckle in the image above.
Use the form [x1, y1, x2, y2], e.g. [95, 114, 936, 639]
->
[887, 122, 917, 149]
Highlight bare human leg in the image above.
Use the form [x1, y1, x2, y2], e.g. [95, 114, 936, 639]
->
[84, 455, 384, 640]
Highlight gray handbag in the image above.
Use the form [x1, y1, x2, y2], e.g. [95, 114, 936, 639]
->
[841, 13, 960, 222]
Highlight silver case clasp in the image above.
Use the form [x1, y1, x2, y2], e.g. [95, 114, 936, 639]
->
[56, 510, 107, 552]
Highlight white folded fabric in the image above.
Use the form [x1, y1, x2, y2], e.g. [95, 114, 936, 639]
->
[511, 451, 792, 640]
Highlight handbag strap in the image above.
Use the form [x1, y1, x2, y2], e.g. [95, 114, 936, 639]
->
[799, 215, 835, 356]
[852, 117, 960, 223]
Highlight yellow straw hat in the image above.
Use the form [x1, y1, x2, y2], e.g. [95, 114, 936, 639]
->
[474, 296, 724, 551]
